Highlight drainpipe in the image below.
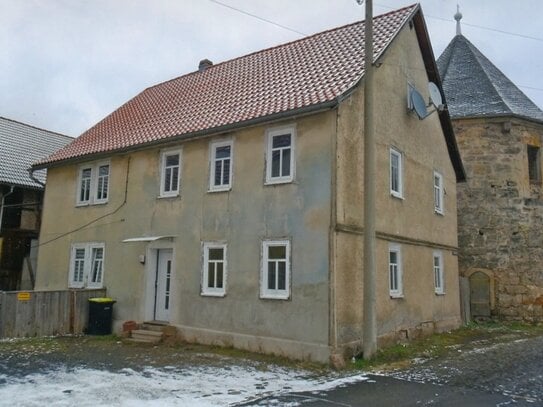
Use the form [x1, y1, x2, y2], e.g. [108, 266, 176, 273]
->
[0, 185, 15, 234]
[28, 167, 46, 188]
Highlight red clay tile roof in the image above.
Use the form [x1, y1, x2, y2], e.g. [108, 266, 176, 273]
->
[36, 4, 418, 167]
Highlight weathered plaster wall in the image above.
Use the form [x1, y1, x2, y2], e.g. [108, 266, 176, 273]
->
[36, 112, 334, 361]
[333, 23, 461, 355]
[455, 117, 543, 321]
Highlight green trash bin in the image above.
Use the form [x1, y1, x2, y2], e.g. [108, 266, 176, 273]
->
[87, 297, 116, 335]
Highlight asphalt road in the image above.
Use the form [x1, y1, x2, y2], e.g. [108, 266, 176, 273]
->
[244, 374, 521, 406]
[247, 333, 543, 406]
[1, 329, 542, 406]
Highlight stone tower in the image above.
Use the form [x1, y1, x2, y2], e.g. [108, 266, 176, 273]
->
[438, 13, 543, 321]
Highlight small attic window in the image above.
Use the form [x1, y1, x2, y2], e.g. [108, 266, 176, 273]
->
[527, 145, 541, 183]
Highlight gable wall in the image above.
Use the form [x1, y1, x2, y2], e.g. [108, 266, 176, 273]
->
[333, 22, 461, 356]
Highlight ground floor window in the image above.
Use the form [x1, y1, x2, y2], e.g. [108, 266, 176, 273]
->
[433, 251, 444, 294]
[389, 243, 403, 298]
[201, 242, 227, 296]
[261, 239, 290, 299]
[69, 243, 105, 288]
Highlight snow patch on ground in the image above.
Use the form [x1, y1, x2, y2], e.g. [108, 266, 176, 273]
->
[0, 365, 367, 406]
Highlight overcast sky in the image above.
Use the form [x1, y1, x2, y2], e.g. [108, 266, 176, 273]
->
[1, 0, 542, 137]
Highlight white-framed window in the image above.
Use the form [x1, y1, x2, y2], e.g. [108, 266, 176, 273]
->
[389, 243, 403, 298]
[390, 148, 403, 198]
[261, 239, 290, 299]
[160, 149, 182, 197]
[201, 242, 227, 296]
[434, 171, 444, 214]
[69, 243, 105, 288]
[433, 251, 444, 294]
[76, 161, 110, 206]
[209, 140, 233, 191]
[265, 126, 295, 184]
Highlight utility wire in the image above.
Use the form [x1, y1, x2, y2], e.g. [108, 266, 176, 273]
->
[375, 2, 543, 43]
[209, 1, 543, 94]
[209, 0, 307, 36]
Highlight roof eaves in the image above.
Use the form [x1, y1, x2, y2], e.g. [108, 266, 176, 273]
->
[412, 8, 466, 182]
[32, 98, 340, 171]
[451, 112, 543, 127]
[0, 180, 44, 191]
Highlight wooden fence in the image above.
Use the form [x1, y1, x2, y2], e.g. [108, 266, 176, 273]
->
[0, 289, 106, 338]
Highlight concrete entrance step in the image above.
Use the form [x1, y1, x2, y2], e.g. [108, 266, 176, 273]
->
[141, 321, 168, 332]
[130, 329, 163, 344]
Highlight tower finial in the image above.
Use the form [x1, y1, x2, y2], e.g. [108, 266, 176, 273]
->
[454, 4, 463, 35]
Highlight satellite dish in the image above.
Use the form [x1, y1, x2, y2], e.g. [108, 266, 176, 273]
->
[410, 87, 428, 119]
[428, 82, 444, 111]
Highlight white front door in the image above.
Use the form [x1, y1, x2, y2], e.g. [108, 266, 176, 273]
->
[154, 249, 173, 322]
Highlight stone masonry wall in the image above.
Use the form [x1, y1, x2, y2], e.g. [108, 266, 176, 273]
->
[455, 117, 543, 321]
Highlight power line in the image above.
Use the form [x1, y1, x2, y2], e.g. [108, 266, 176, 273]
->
[375, 2, 543, 43]
[519, 85, 543, 93]
[208, 0, 307, 37]
[208, 1, 543, 95]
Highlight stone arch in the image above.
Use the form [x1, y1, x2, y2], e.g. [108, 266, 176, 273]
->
[466, 269, 495, 319]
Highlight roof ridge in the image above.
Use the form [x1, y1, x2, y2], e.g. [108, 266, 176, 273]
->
[142, 3, 419, 94]
[0, 116, 73, 139]
[436, 35, 459, 82]
[459, 37, 509, 113]
[464, 39, 515, 115]
[463, 36, 543, 117]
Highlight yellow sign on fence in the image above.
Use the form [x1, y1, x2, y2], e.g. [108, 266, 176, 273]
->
[17, 292, 31, 301]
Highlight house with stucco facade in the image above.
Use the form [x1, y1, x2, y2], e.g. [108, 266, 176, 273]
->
[33, 4, 465, 363]
[438, 12, 543, 322]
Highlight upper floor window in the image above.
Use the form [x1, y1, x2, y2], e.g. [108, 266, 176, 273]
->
[209, 140, 233, 191]
[201, 242, 227, 296]
[77, 161, 110, 206]
[266, 126, 295, 184]
[528, 145, 541, 183]
[261, 239, 291, 299]
[160, 149, 181, 197]
[69, 242, 105, 289]
[433, 251, 444, 295]
[434, 171, 444, 214]
[389, 243, 403, 298]
[390, 148, 403, 198]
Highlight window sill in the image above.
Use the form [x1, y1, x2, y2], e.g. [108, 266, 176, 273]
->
[390, 192, 404, 200]
[208, 186, 231, 193]
[390, 293, 404, 299]
[434, 209, 444, 216]
[435, 291, 445, 296]
[201, 291, 226, 298]
[157, 194, 180, 199]
[76, 201, 108, 207]
[265, 178, 293, 186]
[260, 293, 290, 300]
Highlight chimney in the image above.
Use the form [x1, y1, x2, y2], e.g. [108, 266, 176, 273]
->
[198, 59, 213, 72]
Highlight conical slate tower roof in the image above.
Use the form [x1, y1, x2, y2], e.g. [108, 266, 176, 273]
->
[437, 34, 543, 123]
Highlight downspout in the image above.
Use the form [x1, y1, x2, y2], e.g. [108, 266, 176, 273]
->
[28, 167, 46, 230]
[28, 167, 46, 188]
[0, 186, 15, 234]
